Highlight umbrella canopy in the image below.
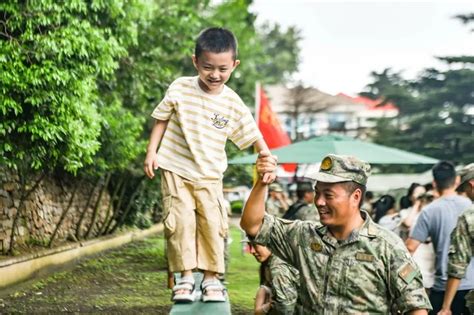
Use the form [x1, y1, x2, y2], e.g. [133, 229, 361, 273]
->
[229, 135, 438, 165]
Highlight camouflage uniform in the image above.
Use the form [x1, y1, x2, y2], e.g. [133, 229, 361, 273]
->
[266, 255, 300, 315]
[447, 163, 474, 312]
[290, 203, 319, 222]
[266, 198, 287, 217]
[448, 206, 474, 313]
[254, 154, 431, 314]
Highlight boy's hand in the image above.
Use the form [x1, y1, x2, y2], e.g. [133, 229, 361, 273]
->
[257, 150, 277, 184]
[144, 152, 159, 179]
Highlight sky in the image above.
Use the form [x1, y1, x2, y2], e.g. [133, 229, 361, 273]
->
[249, 1, 473, 96]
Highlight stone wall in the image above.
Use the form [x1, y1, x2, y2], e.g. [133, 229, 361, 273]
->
[0, 169, 112, 253]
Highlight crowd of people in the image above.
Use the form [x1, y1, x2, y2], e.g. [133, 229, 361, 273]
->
[241, 156, 473, 314]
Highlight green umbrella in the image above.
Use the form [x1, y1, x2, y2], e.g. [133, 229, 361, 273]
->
[229, 135, 438, 165]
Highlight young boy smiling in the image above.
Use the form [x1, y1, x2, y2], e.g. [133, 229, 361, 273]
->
[144, 27, 273, 302]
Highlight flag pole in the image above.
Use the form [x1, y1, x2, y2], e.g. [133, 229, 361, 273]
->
[253, 81, 261, 185]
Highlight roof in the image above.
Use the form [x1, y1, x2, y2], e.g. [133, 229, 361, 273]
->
[338, 93, 399, 111]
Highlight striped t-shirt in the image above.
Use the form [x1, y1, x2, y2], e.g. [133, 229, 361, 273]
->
[152, 76, 262, 182]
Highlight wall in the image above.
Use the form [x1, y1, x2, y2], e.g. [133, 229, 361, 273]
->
[0, 169, 112, 253]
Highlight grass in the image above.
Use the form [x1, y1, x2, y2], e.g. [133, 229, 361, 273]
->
[0, 226, 260, 314]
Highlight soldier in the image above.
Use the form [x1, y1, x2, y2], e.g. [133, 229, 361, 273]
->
[241, 152, 432, 314]
[438, 164, 474, 315]
[283, 181, 319, 222]
[245, 237, 299, 315]
[266, 183, 290, 217]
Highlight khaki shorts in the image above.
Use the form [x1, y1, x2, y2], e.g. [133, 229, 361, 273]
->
[161, 170, 228, 274]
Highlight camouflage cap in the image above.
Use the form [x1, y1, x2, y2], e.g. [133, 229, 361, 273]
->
[458, 163, 474, 187]
[308, 154, 371, 186]
[269, 183, 283, 192]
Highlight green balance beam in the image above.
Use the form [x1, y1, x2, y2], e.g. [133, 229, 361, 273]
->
[170, 272, 231, 315]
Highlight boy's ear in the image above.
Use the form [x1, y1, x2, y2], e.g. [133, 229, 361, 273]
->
[192, 55, 198, 69]
[233, 59, 240, 69]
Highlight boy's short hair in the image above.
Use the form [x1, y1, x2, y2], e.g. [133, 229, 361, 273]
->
[195, 27, 238, 60]
[432, 161, 456, 191]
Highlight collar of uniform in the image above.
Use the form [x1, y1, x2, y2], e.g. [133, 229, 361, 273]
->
[315, 210, 377, 244]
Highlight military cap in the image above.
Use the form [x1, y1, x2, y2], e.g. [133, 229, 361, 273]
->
[308, 154, 371, 186]
[296, 181, 314, 192]
[269, 183, 284, 192]
[458, 163, 474, 187]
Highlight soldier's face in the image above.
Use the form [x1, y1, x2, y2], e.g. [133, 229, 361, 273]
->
[314, 182, 357, 227]
[249, 243, 272, 263]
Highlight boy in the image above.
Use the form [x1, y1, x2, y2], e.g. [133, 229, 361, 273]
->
[144, 27, 274, 303]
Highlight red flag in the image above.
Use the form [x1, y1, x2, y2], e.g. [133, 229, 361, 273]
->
[257, 85, 296, 172]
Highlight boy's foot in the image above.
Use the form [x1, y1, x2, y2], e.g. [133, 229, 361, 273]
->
[201, 278, 226, 302]
[172, 276, 195, 303]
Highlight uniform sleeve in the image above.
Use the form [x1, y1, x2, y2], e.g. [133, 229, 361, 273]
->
[254, 214, 301, 267]
[389, 242, 432, 313]
[270, 259, 299, 314]
[228, 106, 262, 150]
[151, 85, 176, 121]
[448, 215, 472, 279]
[410, 210, 430, 242]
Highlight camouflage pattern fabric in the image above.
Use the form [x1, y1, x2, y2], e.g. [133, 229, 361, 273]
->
[254, 211, 432, 314]
[291, 204, 320, 222]
[266, 198, 286, 217]
[267, 255, 300, 315]
[448, 205, 474, 313]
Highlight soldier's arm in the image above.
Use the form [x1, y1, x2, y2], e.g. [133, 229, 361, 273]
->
[439, 215, 472, 314]
[241, 151, 277, 237]
[389, 242, 432, 313]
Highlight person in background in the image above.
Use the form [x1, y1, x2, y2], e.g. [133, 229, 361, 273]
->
[362, 191, 374, 216]
[399, 183, 427, 240]
[437, 163, 474, 315]
[406, 161, 472, 314]
[373, 195, 400, 234]
[282, 181, 319, 222]
[245, 238, 299, 315]
[266, 183, 290, 217]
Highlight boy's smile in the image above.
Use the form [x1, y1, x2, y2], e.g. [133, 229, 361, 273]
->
[192, 50, 240, 95]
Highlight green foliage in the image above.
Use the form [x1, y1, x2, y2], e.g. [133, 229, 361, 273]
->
[0, 1, 137, 174]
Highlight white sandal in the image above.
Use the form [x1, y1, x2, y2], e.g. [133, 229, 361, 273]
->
[172, 277, 195, 303]
[201, 278, 226, 303]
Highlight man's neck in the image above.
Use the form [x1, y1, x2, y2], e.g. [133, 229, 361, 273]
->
[439, 188, 457, 198]
[328, 211, 365, 240]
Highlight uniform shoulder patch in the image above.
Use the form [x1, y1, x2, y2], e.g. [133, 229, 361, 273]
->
[399, 263, 417, 284]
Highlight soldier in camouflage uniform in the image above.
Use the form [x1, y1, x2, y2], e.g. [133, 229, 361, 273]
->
[438, 164, 474, 315]
[241, 153, 432, 314]
[283, 181, 320, 222]
[266, 183, 290, 217]
[246, 237, 300, 314]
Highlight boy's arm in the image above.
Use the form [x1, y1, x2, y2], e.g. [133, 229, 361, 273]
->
[240, 151, 277, 237]
[253, 139, 276, 184]
[144, 119, 168, 179]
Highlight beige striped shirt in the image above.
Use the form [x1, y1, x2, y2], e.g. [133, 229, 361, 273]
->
[151, 76, 262, 182]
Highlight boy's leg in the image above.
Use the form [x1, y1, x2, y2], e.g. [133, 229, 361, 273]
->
[161, 170, 197, 275]
[194, 181, 227, 287]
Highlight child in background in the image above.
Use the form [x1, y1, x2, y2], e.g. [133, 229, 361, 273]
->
[144, 27, 274, 302]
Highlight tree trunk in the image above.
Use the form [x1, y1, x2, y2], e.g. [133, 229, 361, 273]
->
[7, 173, 45, 255]
[98, 175, 125, 235]
[75, 177, 101, 240]
[109, 176, 145, 234]
[84, 173, 111, 239]
[48, 181, 80, 248]
[103, 178, 128, 235]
